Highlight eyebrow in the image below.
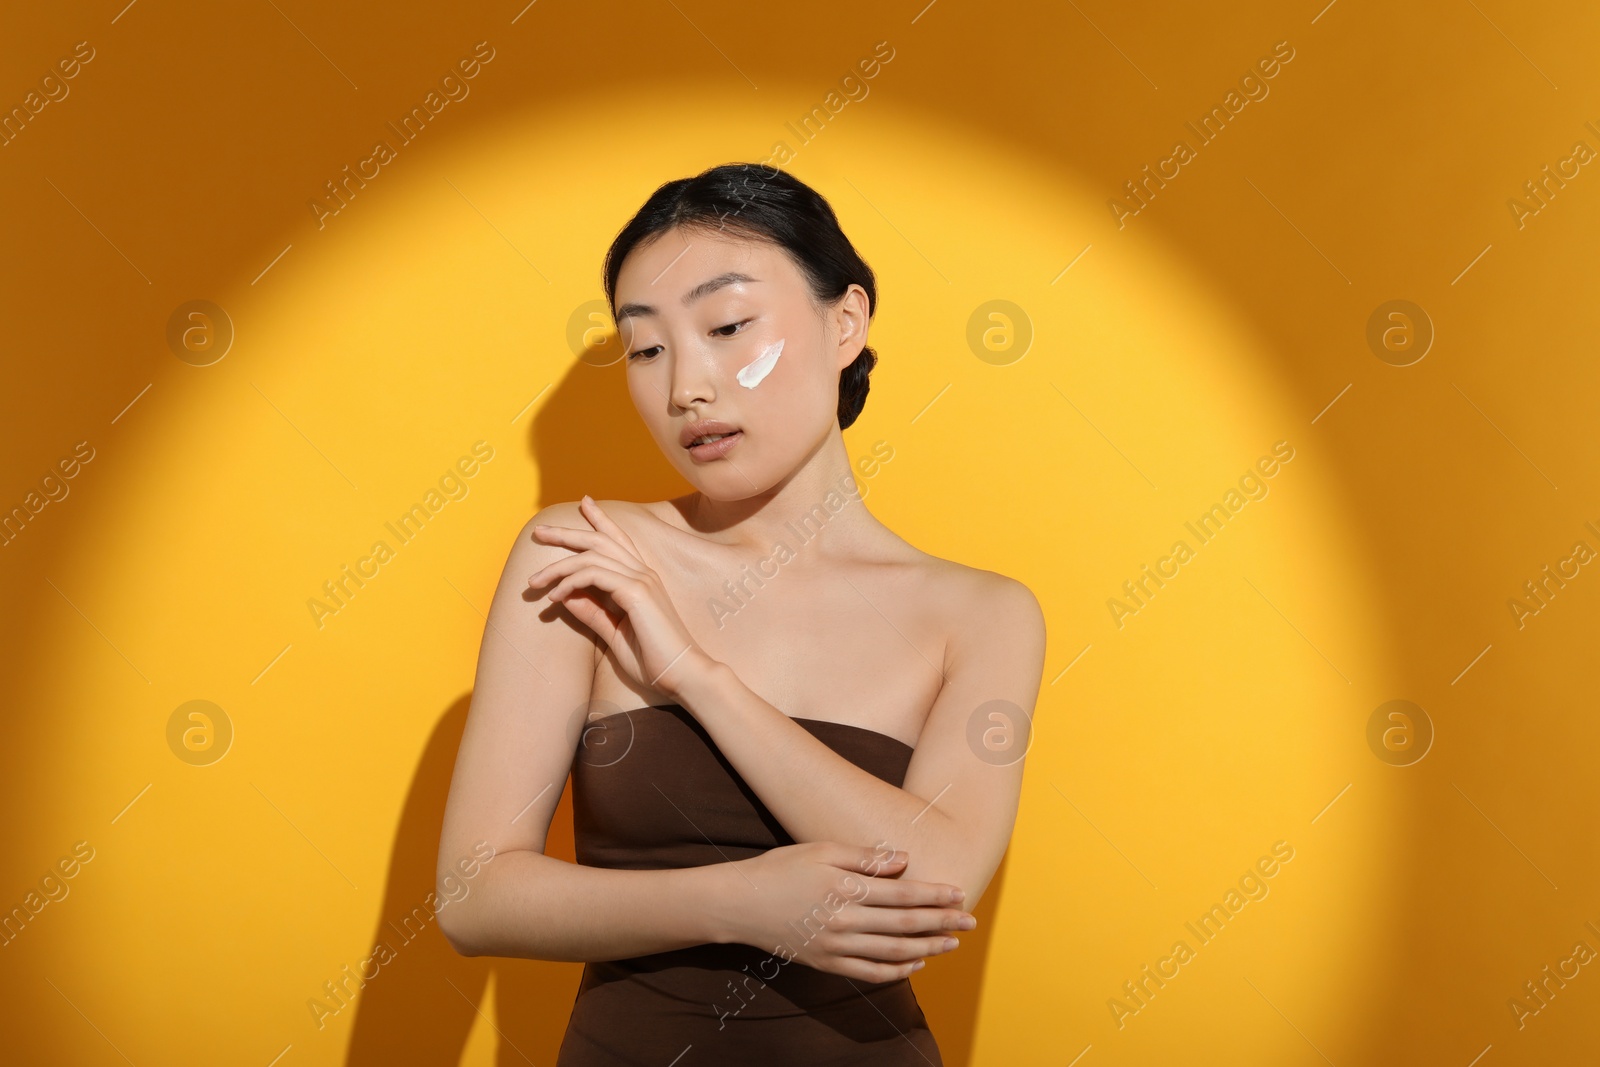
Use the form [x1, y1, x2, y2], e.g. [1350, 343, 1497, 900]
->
[614, 271, 760, 322]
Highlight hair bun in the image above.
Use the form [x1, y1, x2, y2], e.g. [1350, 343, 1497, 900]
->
[838, 345, 876, 430]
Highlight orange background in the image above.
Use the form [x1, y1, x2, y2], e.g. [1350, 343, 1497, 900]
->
[2, 1, 1597, 1064]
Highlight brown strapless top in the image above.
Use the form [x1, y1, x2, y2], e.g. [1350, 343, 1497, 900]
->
[556, 703, 943, 1066]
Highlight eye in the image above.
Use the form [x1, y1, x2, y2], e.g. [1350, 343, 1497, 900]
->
[627, 319, 750, 361]
[712, 318, 752, 338]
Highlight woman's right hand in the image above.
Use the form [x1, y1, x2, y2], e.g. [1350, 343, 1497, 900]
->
[715, 841, 976, 982]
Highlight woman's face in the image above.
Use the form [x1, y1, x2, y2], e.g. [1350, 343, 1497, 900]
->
[611, 225, 867, 500]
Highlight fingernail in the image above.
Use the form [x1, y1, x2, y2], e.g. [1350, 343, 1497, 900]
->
[942, 938, 959, 951]
[949, 888, 964, 902]
[911, 960, 925, 972]
[958, 915, 976, 930]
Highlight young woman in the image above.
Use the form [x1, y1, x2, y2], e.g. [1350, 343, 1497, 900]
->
[436, 163, 1046, 1064]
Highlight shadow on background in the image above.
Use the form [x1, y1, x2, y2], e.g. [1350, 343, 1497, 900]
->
[345, 344, 1000, 1064]
[343, 693, 573, 1065]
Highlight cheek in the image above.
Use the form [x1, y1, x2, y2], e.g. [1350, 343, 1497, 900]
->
[754, 381, 832, 449]
[736, 336, 833, 414]
[735, 337, 785, 389]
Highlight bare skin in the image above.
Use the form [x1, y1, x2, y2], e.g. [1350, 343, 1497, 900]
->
[436, 223, 1047, 982]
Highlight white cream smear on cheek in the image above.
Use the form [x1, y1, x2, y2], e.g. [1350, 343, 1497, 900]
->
[736, 338, 784, 388]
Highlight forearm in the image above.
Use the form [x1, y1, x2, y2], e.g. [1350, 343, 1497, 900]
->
[439, 848, 737, 961]
[673, 658, 966, 885]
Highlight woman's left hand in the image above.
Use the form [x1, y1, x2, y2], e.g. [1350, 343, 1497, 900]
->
[527, 495, 708, 698]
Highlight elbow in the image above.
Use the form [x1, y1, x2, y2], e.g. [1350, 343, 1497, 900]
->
[440, 924, 478, 958]
[436, 843, 533, 958]
[437, 914, 475, 957]
[958, 872, 995, 913]
[435, 893, 483, 957]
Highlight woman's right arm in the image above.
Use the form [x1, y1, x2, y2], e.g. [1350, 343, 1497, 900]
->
[435, 503, 722, 961]
[436, 506, 974, 976]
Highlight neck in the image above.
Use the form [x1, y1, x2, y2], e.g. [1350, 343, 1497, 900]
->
[682, 430, 879, 565]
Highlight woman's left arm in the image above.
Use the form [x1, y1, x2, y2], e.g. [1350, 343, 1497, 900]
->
[673, 572, 1047, 907]
[527, 496, 1047, 907]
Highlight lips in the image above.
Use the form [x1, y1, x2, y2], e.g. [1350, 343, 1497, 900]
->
[686, 431, 742, 461]
[679, 418, 741, 449]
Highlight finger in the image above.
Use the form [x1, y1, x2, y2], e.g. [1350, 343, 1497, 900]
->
[532, 521, 643, 571]
[854, 877, 967, 908]
[530, 552, 645, 593]
[579, 495, 647, 560]
[838, 857, 960, 902]
[547, 564, 670, 622]
[833, 902, 973, 936]
[546, 563, 640, 604]
[824, 931, 959, 963]
[825, 841, 905, 876]
[827, 955, 926, 983]
[883, 907, 975, 936]
[529, 548, 641, 589]
[553, 590, 625, 645]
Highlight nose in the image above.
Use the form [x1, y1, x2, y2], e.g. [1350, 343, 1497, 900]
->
[667, 345, 717, 411]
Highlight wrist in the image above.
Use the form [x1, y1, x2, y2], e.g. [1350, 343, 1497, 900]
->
[688, 856, 745, 946]
[661, 647, 731, 706]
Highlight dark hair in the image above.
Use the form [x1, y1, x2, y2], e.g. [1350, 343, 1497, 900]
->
[602, 163, 878, 430]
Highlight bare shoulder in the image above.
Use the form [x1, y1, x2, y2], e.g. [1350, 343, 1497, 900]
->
[504, 499, 587, 564]
[911, 550, 1045, 644]
[531, 498, 673, 531]
[589, 497, 678, 531]
[511, 499, 688, 584]
[519, 498, 663, 549]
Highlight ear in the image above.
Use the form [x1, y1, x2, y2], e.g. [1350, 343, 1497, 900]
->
[831, 284, 871, 372]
